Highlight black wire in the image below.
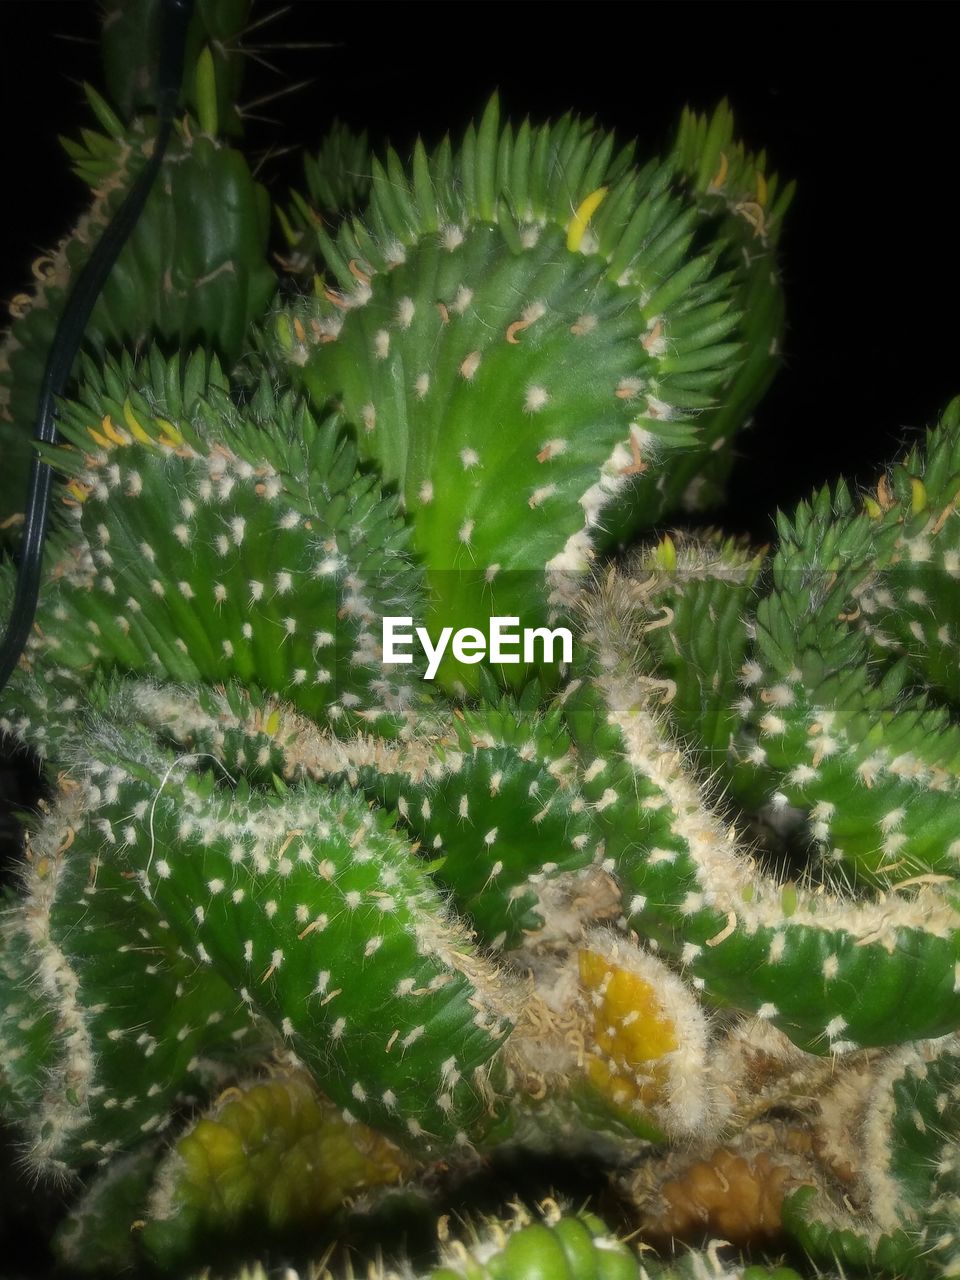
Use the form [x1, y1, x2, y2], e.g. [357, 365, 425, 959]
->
[0, 0, 195, 693]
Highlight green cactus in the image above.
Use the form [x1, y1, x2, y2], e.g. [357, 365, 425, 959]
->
[0, 60, 275, 530]
[780, 1037, 960, 1278]
[72, 1069, 416, 1270]
[263, 93, 787, 685]
[180, 1206, 693, 1280]
[99, 0, 252, 134]
[3, 7, 960, 1280]
[278, 122, 374, 274]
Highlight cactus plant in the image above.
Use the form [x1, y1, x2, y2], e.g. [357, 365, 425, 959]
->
[2, 5, 959, 1280]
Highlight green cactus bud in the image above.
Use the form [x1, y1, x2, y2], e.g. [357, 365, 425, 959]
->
[141, 1071, 414, 1267]
[418, 1204, 642, 1280]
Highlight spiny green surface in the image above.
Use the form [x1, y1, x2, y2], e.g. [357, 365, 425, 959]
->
[543, 404, 960, 1055]
[700, 413, 960, 890]
[616, 532, 764, 787]
[13, 777, 265, 1180]
[657, 101, 793, 516]
[266, 98, 770, 657]
[734, 482, 959, 881]
[50, 724, 510, 1154]
[55, 1144, 159, 1274]
[0, 910, 58, 1120]
[176, 1216, 806, 1280]
[362, 684, 597, 948]
[0, 96, 274, 527]
[566, 551, 960, 1052]
[116, 677, 326, 786]
[41, 677, 599, 950]
[856, 397, 960, 700]
[100, 0, 251, 134]
[427, 1209, 640, 1280]
[11, 348, 423, 740]
[12, 400, 960, 1068]
[783, 1040, 960, 1278]
[10, 32, 960, 1278]
[279, 122, 374, 271]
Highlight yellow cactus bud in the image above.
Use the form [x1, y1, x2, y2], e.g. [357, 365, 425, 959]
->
[123, 399, 158, 447]
[654, 535, 678, 572]
[566, 187, 608, 252]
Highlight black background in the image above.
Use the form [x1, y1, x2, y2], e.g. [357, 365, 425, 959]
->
[0, 0, 958, 542]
